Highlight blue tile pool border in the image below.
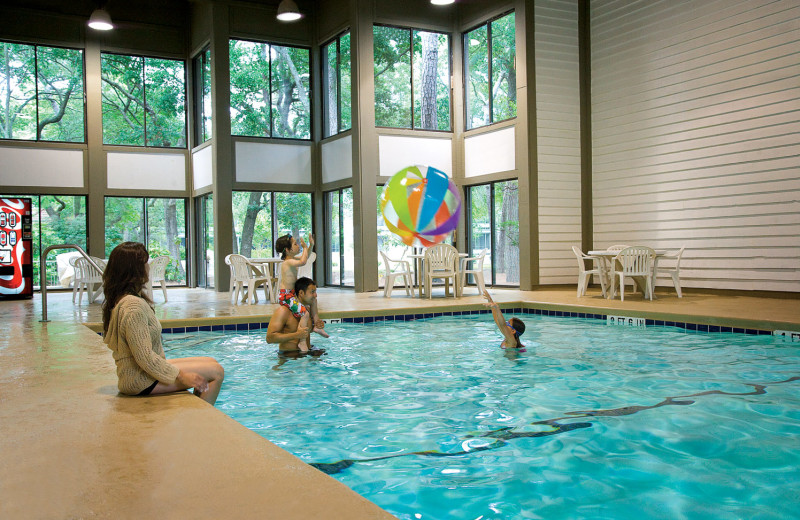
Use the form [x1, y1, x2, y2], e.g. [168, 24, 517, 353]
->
[154, 305, 785, 337]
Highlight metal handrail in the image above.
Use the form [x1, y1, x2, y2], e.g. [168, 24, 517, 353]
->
[40, 244, 104, 322]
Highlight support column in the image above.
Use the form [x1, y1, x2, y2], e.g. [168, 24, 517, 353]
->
[84, 39, 106, 258]
[579, 0, 593, 253]
[209, 3, 233, 292]
[516, 0, 539, 289]
[349, 0, 379, 292]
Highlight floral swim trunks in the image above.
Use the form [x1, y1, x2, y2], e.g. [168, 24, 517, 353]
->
[278, 289, 307, 319]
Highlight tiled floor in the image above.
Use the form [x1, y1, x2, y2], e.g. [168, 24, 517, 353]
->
[3, 285, 799, 519]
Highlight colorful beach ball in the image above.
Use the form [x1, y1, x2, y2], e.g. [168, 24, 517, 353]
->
[380, 165, 461, 247]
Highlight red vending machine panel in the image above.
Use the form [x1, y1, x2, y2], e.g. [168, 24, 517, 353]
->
[0, 198, 33, 299]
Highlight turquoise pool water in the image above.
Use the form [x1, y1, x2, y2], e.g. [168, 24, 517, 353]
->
[164, 315, 800, 519]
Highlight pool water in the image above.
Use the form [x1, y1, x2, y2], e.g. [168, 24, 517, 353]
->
[164, 315, 800, 520]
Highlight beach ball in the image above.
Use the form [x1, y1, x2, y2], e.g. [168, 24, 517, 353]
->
[380, 165, 461, 247]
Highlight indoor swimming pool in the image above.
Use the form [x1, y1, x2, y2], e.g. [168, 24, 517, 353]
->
[163, 314, 800, 520]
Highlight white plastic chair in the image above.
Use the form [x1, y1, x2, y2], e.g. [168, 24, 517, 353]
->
[424, 243, 459, 299]
[459, 248, 488, 297]
[380, 251, 412, 297]
[70, 256, 103, 304]
[224, 254, 235, 294]
[148, 256, 170, 302]
[655, 246, 686, 298]
[572, 246, 607, 297]
[297, 251, 316, 280]
[228, 254, 270, 305]
[610, 246, 655, 301]
[607, 244, 630, 252]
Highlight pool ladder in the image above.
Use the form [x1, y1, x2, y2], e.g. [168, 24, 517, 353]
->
[39, 244, 104, 323]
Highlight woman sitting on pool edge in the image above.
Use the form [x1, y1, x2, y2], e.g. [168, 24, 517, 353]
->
[102, 242, 224, 404]
[482, 290, 526, 352]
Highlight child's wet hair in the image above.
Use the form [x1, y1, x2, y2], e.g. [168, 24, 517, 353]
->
[509, 318, 525, 337]
[275, 234, 293, 259]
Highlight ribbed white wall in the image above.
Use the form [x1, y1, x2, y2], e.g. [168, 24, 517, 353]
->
[591, 0, 800, 292]
[535, 0, 582, 284]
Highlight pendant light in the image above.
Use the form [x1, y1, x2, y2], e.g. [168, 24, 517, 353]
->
[277, 0, 303, 22]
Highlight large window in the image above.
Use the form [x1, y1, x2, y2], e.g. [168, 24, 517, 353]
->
[373, 25, 451, 131]
[0, 194, 88, 289]
[325, 188, 353, 287]
[464, 11, 516, 130]
[192, 47, 212, 144]
[322, 32, 352, 138]
[466, 180, 519, 286]
[229, 39, 310, 140]
[101, 53, 187, 147]
[232, 191, 312, 259]
[104, 197, 187, 285]
[0, 42, 85, 142]
[196, 194, 214, 288]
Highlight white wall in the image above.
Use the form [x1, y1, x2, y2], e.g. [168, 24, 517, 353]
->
[464, 127, 516, 177]
[535, 0, 582, 284]
[591, 0, 800, 292]
[107, 152, 185, 191]
[192, 145, 213, 191]
[235, 141, 312, 184]
[321, 135, 353, 183]
[378, 135, 453, 177]
[0, 147, 83, 188]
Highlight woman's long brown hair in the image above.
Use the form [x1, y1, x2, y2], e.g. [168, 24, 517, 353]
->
[102, 242, 152, 332]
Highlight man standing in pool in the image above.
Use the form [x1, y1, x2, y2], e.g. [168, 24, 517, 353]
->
[267, 277, 322, 355]
[483, 290, 526, 351]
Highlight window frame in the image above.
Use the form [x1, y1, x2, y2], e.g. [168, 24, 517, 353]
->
[192, 47, 212, 146]
[100, 50, 189, 149]
[228, 37, 313, 141]
[465, 178, 520, 287]
[0, 40, 87, 144]
[321, 30, 351, 138]
[462, 10, 516, 131]
[373, 23, 452, 132]
[323, 187, 353, 288]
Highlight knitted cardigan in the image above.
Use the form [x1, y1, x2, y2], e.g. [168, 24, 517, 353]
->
[104, 294, 179, 395]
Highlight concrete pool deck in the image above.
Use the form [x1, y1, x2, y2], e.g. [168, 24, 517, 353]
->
[2, 285, 799, 518]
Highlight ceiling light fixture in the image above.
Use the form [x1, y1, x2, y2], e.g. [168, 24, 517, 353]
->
[431, 0, 456, 5]
[87, 8, 114, 31]
[276, 0, 303, 22]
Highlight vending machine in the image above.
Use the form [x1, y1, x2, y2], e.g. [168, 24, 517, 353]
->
[0, 198, 34, 300]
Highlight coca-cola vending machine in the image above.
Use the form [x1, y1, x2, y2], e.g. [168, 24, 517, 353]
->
[0, 198, 33, 300]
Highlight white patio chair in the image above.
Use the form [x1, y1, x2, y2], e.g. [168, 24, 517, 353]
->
[70, 256, 103, 304]
[224, 254, 235, 294]
[228, 254, 270, 305]
[148, 256, 170, 302]
[380, 251, 412, 297]
[572, 246, 607, 298]
[610, 246, 655, 301]
[424, 243, 459, 299]
[458, 248, 488, 297]
[297, 251, 316, 280]
[655, 246, 686, 298]
[607, 244, 630, 252]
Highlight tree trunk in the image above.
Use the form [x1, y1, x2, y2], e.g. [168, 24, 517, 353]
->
[165, 199, 185, 279]
[327, 53, 338, 134]
[500, 184, 519, 283]
[420, 32, 438, 130]
[239, 192, 263, 258]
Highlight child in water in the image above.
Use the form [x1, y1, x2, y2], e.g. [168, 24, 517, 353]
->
[482, 290, 526, 351]
[274, 234, 328, 338]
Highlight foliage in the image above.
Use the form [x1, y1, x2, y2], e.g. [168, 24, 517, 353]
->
[101, 53, 186, 147]
[0, 42, 84, 142]
[229, 40, 310, 139]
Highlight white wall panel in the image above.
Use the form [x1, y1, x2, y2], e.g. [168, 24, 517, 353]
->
[107, 152, 185, 191]
[535, 0, 582, 284]
[235, 141, 312, 184]
[379, 135, 453, 177]
[322, 135, 353, 183]
[192, 145, 213, 191]
[0, 147, 83, 188]
[464, 127, 515, 177]
[591, 0, 800, 292]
